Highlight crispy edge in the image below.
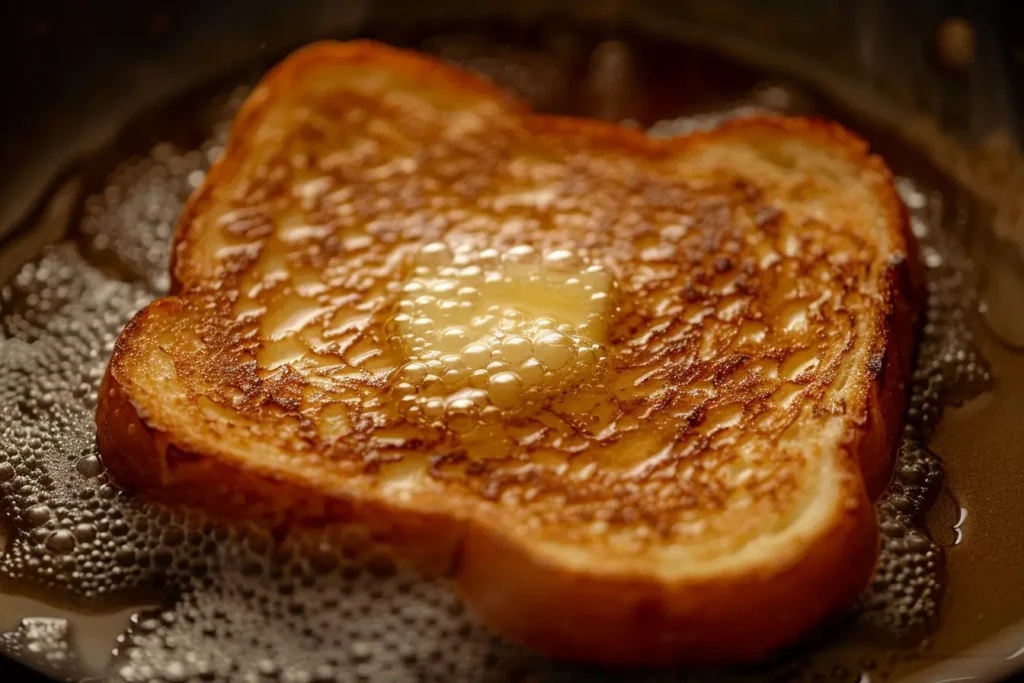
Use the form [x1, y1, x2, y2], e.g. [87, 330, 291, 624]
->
[98, 40, 922, 664]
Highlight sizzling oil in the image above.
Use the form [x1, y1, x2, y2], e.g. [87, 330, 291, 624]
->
[0, 26, 1019, 683]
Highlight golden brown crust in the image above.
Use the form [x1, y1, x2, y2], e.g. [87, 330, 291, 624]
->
[97, 40, 919, 664]
[170, 40, 525, 292]
[458, 484, 877, 665]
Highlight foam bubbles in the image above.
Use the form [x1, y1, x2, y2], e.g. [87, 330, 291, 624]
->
[0, 617, 85, 680]
[856, 178, 991, 637]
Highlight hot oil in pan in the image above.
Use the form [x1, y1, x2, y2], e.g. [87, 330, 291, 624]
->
[0, 27, 1018, 683]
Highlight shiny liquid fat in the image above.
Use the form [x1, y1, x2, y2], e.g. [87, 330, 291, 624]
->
[0, 27, 1014, 683]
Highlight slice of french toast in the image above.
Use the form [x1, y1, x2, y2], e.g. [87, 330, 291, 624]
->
[96, 40, 921, 665]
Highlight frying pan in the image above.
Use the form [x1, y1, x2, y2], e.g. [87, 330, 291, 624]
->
[2, 1, 1024, 681]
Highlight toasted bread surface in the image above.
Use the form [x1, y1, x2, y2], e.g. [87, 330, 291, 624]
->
[97, 40, 920, 665]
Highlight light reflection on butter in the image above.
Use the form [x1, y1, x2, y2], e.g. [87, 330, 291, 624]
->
[389, 241, 616, 431]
